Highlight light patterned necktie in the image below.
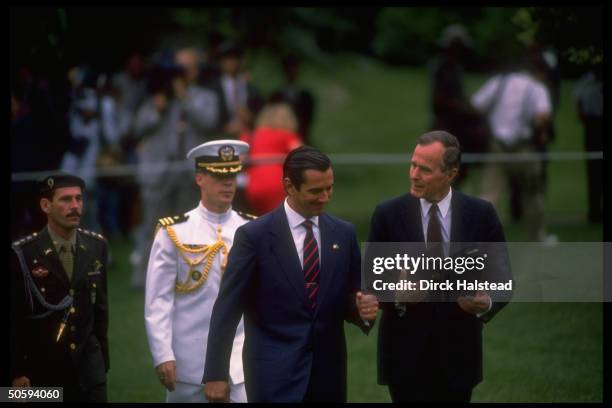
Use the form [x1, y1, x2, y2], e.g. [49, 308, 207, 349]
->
[59, 243, 74, 281]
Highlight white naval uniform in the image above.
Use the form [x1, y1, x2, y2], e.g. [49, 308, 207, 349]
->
[144, 202, 251, 402]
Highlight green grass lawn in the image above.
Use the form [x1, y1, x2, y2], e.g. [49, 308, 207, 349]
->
[106, 52, 602, 402]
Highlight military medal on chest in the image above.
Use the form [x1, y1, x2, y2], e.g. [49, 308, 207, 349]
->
[165, 224, 229, 294]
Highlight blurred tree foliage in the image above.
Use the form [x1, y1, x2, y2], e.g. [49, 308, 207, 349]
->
[11, 6, 602, 78]
[512, 6, 602, 71]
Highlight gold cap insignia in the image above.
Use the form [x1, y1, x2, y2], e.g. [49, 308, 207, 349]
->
[218, 145, 235, 162]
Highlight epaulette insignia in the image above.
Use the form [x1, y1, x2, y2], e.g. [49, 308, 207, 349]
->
[12, 233, 37, 247]
[237, 211, 257, 221]
[77, 228, 106, 241]
[157, 214, 189, 228]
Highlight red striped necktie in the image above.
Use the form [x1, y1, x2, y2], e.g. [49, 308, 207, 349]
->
[302, 219, 320, 310]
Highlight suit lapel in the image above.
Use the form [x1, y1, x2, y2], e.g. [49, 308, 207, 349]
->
[37, 227, 70, 288]
[450, 191, 464, 243]
[268, 206, 309, 306]
[403, 194, 425, 242]
[314, 214, 337, 317]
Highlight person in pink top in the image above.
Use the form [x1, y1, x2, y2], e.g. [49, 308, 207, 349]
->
[241, 103, 303, 215]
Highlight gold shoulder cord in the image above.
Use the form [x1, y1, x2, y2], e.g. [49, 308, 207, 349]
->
[165, 226, 229, 294]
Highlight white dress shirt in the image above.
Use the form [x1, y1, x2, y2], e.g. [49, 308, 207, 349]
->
[418, 188, 491, 315]
[419, 188, 452, 247]
[284, 198, 321, 268]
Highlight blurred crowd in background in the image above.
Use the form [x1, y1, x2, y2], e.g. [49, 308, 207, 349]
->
[11, 7, 602, 290]
[11, 36, 319, 288]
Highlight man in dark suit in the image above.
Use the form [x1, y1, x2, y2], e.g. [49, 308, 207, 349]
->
[203, 146, 378, 402]
[10, 172, 109, 402]
[368, 131, 511, 402]
[269, 54, 316, 144]
[203, 41, 263, 139]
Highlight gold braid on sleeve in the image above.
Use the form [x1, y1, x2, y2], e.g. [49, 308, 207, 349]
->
[165, 226, 228, 294]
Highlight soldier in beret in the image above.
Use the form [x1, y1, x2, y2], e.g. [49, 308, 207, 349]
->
[10, 171, 109, 402]
[144, 139, 255, 402]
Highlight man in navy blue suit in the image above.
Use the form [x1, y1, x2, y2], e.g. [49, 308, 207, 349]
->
[203, 146, 379, 402]
[368, 131, 511, 402]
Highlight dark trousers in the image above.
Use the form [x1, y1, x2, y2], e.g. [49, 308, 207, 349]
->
[388, 378, 472, 403]
[583, 117, 602, 222]
[386, 347, 473, 403]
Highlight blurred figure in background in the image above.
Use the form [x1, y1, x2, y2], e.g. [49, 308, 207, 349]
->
[96, 75, 125, 239]
[111, 49, 148, 150]
[241, 103, 303, 215]
[510, 44, 562, 222]
[472, 47, 556, 243]
[204, 41, 263, 138]
[129, 63, 184, 290]
[111, 50, 148, 236]
[61, 66, 104, 233]
[573, 62, 603, 223]
[203, 41, 263, 213]
[11, 65, 71, 240]
[173, 47, 220, 209]
[269, 54, 316, 145]
[129, 49, 220, 290]
[428, 25, 490, 188]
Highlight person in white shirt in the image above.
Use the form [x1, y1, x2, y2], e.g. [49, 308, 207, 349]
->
[144, 139, 255, 402]
[472, 55, 553, 242]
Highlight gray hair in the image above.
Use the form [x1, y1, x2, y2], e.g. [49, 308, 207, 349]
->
[416, 130, 462, 172]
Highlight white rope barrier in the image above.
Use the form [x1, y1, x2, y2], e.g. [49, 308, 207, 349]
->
[10, 151, 604, 182]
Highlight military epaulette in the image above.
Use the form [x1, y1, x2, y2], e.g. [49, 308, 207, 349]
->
[78, 228, 106, 241]
[12, 232, 39, 247]
[157, 214, 190, 228]
[237, 211, 257, 221]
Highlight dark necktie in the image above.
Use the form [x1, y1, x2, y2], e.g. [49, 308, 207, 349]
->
[302, 220, 320, 310]
[427, 203, 442, 247]
[427, 203, 445, 301]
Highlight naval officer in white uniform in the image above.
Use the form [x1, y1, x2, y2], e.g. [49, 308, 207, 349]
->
[144, 139, 255, 402]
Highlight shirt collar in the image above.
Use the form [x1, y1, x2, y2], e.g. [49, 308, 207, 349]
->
[420, 187, 452, 219]
[47, 225, 76, 252]
[197, 201, 233, 224]
[284, 198, 319, 229]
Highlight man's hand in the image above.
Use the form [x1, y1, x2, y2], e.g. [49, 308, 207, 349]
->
[457, 290, 491, 315]
[155, 360, 177, 391]
[356, 291, 379, 321]
[204, 381, 230, 403]
[12, 376, 31, 387]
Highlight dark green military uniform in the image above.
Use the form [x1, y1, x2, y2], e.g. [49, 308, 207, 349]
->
[10, 226, 109, 402]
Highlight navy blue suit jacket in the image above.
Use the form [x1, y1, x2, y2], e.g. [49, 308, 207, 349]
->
[368, 191, 511, 390]
[203, 205, 369, 402]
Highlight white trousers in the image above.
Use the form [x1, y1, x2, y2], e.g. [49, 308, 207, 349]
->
[166, 380, 247, 403]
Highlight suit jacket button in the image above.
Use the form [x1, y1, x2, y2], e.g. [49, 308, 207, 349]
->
[70, 343, 76, 351]
[69, 289, 75, 296]
[70, 325, 76, 332]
